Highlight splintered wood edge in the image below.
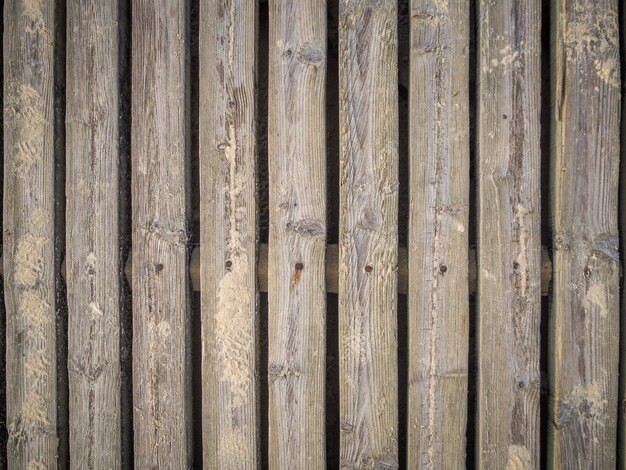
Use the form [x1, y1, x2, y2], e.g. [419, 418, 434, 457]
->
[29, 244, 557, 296]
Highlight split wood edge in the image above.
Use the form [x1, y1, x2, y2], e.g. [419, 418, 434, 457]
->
[27, 244, 553, 296]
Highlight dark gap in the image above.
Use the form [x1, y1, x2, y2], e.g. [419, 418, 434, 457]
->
[117, 0, 133, 467]
[257, 1, 269, 468]
[397, 0, 410, 467]
[53, 0, 69, 467]
[189, 0, 201, 466]
[325, 293, 339, 469]
[466, 0, 477, 468]
[539, 0, 552, 468]
[0, 5, 6, 467]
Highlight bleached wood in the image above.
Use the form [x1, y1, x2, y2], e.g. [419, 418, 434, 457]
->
[338, 1, 399, 467]
[268, 0, 327, 467]
[131, 0, 192, 466]
[66, 2, 121, 468]
[199, 0, 259, 467]
[3, 1, 58, 468]
[549, 0, 621, 467]
[407, 0, 470, 468]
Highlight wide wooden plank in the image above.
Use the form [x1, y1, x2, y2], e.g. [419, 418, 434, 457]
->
[66, 2, 121, 468]
[3, 1, 58, 468]
[199, 0, 258, 467]
[131, 1, 191, 466]
[407, 0, 470, 468]
[267, 1, 327, 467]
[549, 1, 621, 467]
[338, 1, 399, 467]
[476, 0, 542, 467]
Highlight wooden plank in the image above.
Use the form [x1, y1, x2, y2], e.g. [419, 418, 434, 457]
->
[267, 0, 327, 467]
[338, 1, 399, 467]
[131, 0, 191, 467]
[620, 0, 626, 464]
[66, 2, 121, 468]
[476, 0, 542, 467]
[199, 0, 258, 467]
[3, 1, 58, 468]
[549, 0, 621, 467]
[407, 0, 470, 468]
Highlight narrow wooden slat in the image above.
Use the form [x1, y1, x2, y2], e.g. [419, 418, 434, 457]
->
[338, 1, 399, 467]
[549, 1, 621, 467]
[620, 0, 626, 464]
[200, 0, 258, 467]
[3, 1, 58, 468]
[268, 1, 327, 467]
[66, 2, 121, 467]
[131, 1, 191, 466]
[476, 0, 542, 467]
[407, 0, 470, 467]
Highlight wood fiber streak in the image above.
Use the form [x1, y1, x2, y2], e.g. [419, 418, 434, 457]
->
[477, 0, 542, 468]
[3, 1, 58, 468]
[200, 0, 258, 468]
[131, 0, 192, 467]
[268, 0, 327, 468]
[338, 1, 399, 467]
[549, 1, 621, 468]
[66, 2, 121, 468]
[407, 0, 469, 468]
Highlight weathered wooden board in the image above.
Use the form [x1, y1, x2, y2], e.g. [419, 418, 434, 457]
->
[66, 1, 121, 468]
[338, 1, 399, 467]
[407, 0, 470, 467]
[3, 1, 58, 468]
[620, 0, 626, 465]
[131, 0, 192, 466]
[549, 0, 621, 467]
[200, 0, 258, 467]
[476, 0, 542, 467]
[268, 0, 327, 467]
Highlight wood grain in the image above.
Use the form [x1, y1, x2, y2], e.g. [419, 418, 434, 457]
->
[3, 1, 58, 468]
[200, 0, 259, 467]
[476, 0, 542, 467]
[66, 1, 121, 468]
[131, 0, 192, 466]
[268, 1, 327, 467]
[549, 1, 621, 467]
[407, 0, 470, 468]
[338, 1, 399, 467]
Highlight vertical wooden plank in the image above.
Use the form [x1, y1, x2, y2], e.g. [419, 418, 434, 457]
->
[131, 0, 191, 467]
[268, 0, 327, 467]
[3, 1, 58, 468]
[549, 0, 621, 467]
[407, 0, 470, 468]
[66, 2, 121, 468]
[476, 0, 542, 467]
[199, 0, 258, 468]
[338, 1, 399, 467]
[620, 0, 626, 464]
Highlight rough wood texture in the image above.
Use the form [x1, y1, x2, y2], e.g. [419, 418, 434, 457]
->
[268, 1, 327, 467]
[407, 0, 469, 467]
[131, 1, 192, 466]
[200, 0, 258, 467]
[338, 1, 399, 467]
[66, 2, 121, 468]
[549, 1, 621, 467]
[620, 0, 626, 465]
[476, 0, 542, 467]
[3, 1, 58, 468]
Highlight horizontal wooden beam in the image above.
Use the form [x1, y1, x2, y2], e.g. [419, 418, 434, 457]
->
[1, 244, 553, 296]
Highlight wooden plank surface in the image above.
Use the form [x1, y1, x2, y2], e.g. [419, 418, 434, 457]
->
[131, 0, 192, 466]
[268, 1, 327, 467]
[66, 2, 121, 468]
[3, 1, 58, 468]
[476, 0, 542, 467]
[407, 0, 469, 467]
[549, 1, 621, 467]
[199, 0, 258, 467]
[338, 1, 399, 467]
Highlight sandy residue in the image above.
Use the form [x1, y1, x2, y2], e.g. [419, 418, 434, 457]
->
[13, 234, 45, 287]
[505, 445, 532, 470]
[584, 284, 608, 318]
